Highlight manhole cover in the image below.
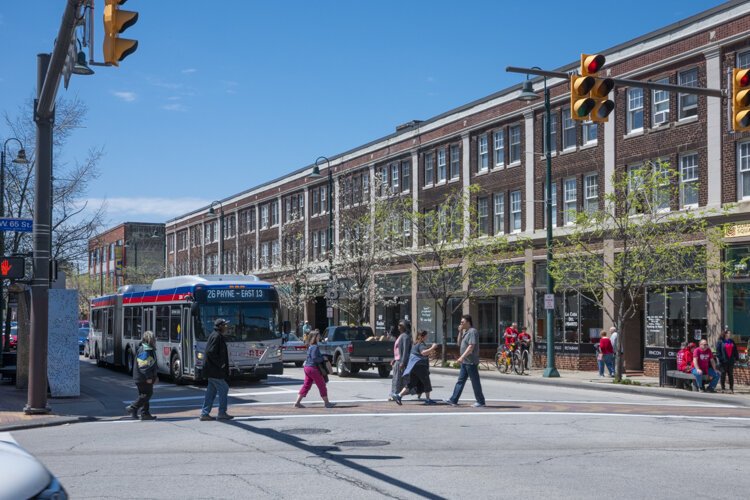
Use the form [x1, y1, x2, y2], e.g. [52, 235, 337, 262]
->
[282, 428, 331, 435]
[333, 440, 390, 447]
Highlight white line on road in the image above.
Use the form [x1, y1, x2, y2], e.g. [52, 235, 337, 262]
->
[126, 389, 299, 404]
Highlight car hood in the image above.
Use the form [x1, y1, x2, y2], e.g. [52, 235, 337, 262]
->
[0, 440, 52, 500]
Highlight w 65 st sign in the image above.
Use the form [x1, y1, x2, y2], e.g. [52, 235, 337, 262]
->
[0, 257, 25, 280]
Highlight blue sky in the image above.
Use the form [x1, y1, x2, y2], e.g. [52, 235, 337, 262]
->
[0, 0, 723, 225]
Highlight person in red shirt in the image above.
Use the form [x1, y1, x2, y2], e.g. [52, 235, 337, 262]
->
[676, 342, 693, 373]
[503, 322, 519, 349]
[517, 327, 531, 349]
[597, 330, 614, 377]
[692, 339, 719, 392]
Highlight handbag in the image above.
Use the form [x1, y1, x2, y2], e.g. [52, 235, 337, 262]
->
[317, 362, 330, 383]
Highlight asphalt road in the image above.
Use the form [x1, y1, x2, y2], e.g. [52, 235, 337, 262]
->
[7, 360, 750, 499]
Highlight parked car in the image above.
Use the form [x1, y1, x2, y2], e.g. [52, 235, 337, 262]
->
[281, 332, 306, 367]
[78, 327, 90, 355]
[3, 326, 18, 350]
[318, 326, 393, 377]
[0, 436, 68, 499]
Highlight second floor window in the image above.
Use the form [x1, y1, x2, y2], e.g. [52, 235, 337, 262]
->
[494, 130, 505, 167]
[678, 68, 698, 120]
[450, 145, 460, 179]
[493, 192, 504, 235]
[401, 161, 411, 192]
[627, 88, 644, 133]
[261, 205, 269, 228]
[510, 190, 522, 233]
[652, 78, 670, 126]
[680, 153, 698, 208]
[437, 148, 447, 182]
[562, 108, 576, 150]
[477, 197, 489, 236]
[564, 177, 577, 225]
[739, 142, 750, 200]
[584, 173, 598, 213]
[545, 182, 557, 228]
[582, 120, 597, 145]
[478, 135, 489, 172]
[391, 163, 399, 192]
[270, 200, 279, 226]
[424, 152, 434, 186]
[509, 125, 521, 164]
[544, 113, 558, 154]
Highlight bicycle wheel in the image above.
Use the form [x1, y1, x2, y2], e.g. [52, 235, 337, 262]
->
[513, 350, 524, 375]
[522, 350, 530, 373]
[497, 351, 510, 374]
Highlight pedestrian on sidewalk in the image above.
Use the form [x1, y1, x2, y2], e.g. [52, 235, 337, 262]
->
[445, 315, 486, 408]
[126, 330, 158, 420]
[200, 318, 234, 421]
[389, 320, 412, 401]
[676, 342, 694, 373]
[716, 328, 739, 393]
[692, 339, 720, 393]
[393, 330, 438, 405]
[597, 330, 614, 377]
[294, 330, 335, 408]
[609, 327, 619, 355]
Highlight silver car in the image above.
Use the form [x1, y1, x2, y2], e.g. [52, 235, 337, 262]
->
[281, 332, 307, 367]
[0, 436, 68, 499]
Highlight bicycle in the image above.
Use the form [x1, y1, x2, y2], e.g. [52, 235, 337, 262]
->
[495, 344, 514, 374]
[513, 346, 529, 375]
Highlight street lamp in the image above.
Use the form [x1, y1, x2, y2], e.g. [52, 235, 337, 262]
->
[308, 156, 334, 327]
[207, 201, 224, 274]
[516, 72, 560, 378]
[1, 138, 29, 352]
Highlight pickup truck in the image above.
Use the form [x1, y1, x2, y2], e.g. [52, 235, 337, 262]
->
[319, 326, 394, 378]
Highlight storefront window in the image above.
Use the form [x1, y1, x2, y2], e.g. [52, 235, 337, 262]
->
[646, 289, 666, 347]
[475, 299, 497, 343]
[687, 287, 707, 344]
[725, 282, 750, 343]
[666, 287, 686, 348]
[580, 293, 602, 343]
[563, 292, 579, 342]
[646, 285, 706, 348]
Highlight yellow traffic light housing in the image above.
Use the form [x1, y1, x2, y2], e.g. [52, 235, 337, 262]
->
[733, 68, 750, 132]
[570, 75, 595, 120]
[590, 76, 615, 123]
[570, 53, 615, 123]
[103, 0, 138, 66]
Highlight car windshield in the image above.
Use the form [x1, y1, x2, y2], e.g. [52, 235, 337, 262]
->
[195, 303, 279, 342]
[284, 332, 300, 342]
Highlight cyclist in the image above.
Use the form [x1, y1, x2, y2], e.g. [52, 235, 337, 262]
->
[503, 322, 519, 349]
[516, 327, 531, 370]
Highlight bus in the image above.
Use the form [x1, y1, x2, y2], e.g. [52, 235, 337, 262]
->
[89, 275, 284, 383]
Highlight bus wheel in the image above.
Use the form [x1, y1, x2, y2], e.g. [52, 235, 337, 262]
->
[126, 348, 134, 376]
[171, 354, 185, 385]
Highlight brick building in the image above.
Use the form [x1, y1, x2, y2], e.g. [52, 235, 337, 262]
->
[165, 1, 750, 379]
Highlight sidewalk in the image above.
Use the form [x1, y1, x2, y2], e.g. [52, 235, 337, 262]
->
[0, 382, 99, 431]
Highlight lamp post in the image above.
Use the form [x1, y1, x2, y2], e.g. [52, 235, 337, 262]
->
[516, 72, 560, 378]
[207, 201, 224, 274]
[1, 139, 29, 352]
[308, 156, 334, 327]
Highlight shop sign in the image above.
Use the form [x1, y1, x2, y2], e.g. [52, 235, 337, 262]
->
[644, 347, 665, 359]
[725, 222, 750, 238]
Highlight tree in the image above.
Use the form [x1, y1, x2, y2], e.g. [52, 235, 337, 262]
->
[381, 185, 528, 364]
[3, 96, 106, 272]
[548, 162, 730, 381]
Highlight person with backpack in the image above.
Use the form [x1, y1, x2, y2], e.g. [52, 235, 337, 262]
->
[125, 330, 158, 421]
[716, 328, 740, 393]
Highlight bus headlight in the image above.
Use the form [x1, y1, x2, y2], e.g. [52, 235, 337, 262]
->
[196, 352, 204, 360]
[276, 348, 282, 357]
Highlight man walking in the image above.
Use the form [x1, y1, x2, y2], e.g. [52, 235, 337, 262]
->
[445, 315, 486, 407]
[200, 318, 234, 421]
[389, 320, 412, 400]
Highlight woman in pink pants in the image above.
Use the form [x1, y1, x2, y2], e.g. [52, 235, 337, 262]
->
[294, 330, 335, 408]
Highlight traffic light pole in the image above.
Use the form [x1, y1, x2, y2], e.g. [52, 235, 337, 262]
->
[542, 77, 559, 379]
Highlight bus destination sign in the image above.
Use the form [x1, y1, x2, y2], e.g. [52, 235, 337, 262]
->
[204, 288, 270, 302]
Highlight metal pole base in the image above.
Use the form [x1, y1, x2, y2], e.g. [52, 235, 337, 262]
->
[542, 367, 560, 378]
[23, 404, 51, 415]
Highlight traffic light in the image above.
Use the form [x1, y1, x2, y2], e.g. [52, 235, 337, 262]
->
[103, 0, 138, 66]
[733, 68, 750, 132]
[0, 257, 26, 280]
[570, 54, 615, 122]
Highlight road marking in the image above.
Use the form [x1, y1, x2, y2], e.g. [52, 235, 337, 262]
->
[128, 389, 299, 404]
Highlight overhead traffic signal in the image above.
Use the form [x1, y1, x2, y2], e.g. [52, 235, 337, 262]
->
[570, 54, 615, 122]
[733, 68, 750, 132]
[103, 0, 138, 66]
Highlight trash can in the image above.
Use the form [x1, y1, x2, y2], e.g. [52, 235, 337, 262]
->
[658, 357, 676, 387]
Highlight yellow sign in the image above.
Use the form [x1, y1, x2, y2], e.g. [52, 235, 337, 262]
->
[725, 223, 750, 238]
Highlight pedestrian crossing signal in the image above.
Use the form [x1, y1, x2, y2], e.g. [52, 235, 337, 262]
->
[0, 257, 25, 280]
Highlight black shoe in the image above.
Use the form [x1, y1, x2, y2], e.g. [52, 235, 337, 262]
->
[707, 388, 716, 393]
[217, 413, 234, 420]
[393, 394, 402, 406]
[141, 413, 157, 421]
[199, 414, 215, 421]
[125, 406, 138, 419]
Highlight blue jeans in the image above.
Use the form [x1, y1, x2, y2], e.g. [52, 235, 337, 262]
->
[202, 378, 229, 416]
[598, 354, 614, 376]
[691, 367, 719, 391]
[448, 363, 485, 405]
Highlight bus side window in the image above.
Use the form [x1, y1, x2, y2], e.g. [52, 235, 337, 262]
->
[155, 306, 170, 342]
[170, 305, 181, 343]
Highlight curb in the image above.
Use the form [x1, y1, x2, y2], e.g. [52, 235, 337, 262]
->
[0, 415, 98, 432]
[429, 367, 750, 407]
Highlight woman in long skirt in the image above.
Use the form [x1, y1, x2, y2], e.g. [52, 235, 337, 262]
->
[393, 330, 439, 405]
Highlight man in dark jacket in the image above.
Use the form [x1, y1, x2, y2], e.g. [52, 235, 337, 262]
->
[200, 318, 234, 421]
[716, 328, 740, 393]
[126, 331, 158, 420]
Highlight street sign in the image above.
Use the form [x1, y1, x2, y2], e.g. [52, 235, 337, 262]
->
[544, 293, 555, 310]
[326, 307, 334, 318]
[325, 289, 339, 301]
[0, 256, 26, 280]
[0, 218, 33, 233]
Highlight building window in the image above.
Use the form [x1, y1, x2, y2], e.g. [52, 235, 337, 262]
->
[477, 197, 489, 236]
[260, 242, 270, 268]
[510, 190, 522, 233]
[652, 78, 670, 126]
[492, 131, 505, 168]
[261, 205, 269, 229]
[270, 200, 279, 226]
[544, 113, 558, 154]
[653, 160, 671, 212]
[271, 240, 280, 266]
[738, 50, 750, 69]
[582, 120, 597, 145]
[312, 189, 320, 215]
[478, 135, 489, 172]
[493, 192, 504, 235]
[680, 153, 699, 208]
[564, 177, 577, 225]
[437, 148, 447, 182]
[509, 126, 521, 164]
[401, 161, 411, 192]
[627, 88, 644, 133]
[562, 108, 576, 150]
[545, 182, 557, 228]
[391, 163, 399, 192]
[739, 142, 750, 200]
[424, 152, 434, 186]
[450, 145, 460, 179]
[363, 172, 370, 200]
[584, 173, 598, 213]
[320, 185, 327, 212]
[205, 221, 218, 243]
[678, 68, 698, 120]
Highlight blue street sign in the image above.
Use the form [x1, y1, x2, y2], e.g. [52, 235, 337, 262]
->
[0, 218, 33, 233]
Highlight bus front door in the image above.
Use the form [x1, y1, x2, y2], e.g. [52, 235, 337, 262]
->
[182, 307, 195, 378]
[103, 307, 114, 364]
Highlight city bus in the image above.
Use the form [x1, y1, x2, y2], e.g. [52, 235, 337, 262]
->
[89, 275, 284, 383]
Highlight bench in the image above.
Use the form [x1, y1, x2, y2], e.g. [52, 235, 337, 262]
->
[666, 370, 709, 391]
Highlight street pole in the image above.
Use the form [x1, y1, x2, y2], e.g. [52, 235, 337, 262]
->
[1, 147, 6, 353]
[219, 209, 224, 274]
[327, 165, 334, 328]
[542, 78, 559, 378]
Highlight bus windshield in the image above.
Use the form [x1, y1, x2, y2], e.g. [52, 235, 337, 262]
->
[195, 303, 280, 342]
